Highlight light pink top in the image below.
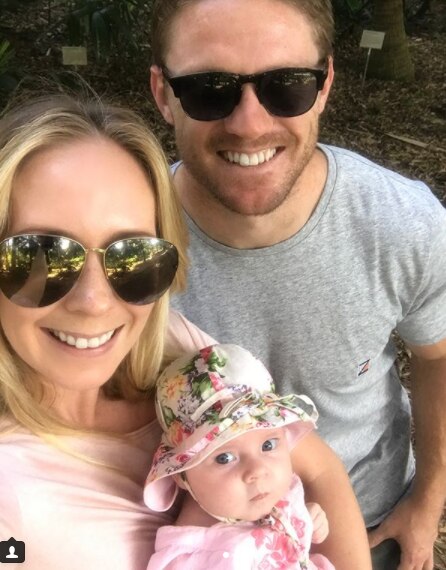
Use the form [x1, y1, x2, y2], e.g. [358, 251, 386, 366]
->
[0, 310, 216, 570]
[146, 476, 334, 570]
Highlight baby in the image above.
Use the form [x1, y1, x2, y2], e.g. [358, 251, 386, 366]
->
[145, 344, 335, 569]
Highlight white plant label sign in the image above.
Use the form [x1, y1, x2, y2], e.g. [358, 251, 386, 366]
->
[360, 30, 386, 50]
[62, 46, 88, 66]
[360, 31, 386, 87]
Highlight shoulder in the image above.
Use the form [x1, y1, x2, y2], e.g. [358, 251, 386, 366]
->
[0, 432, 28, 538]
[0, 425, 37, 462]
[0, 468, 22, 528]
[165, 309, 218, 360]
[322, 144, 445, 246]
[324, 144, 440, 208]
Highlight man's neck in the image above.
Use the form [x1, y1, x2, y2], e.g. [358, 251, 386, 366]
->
[175, 148, 328, 249]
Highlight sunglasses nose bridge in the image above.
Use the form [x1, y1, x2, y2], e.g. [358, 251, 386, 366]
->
[238, 74, 260, 98]
[85, 246, 106, 261]
[64, 246, 116, 312]
[80, 247, 111, 287]
[224, 75, 273, 131]
[235, 73, 273, 116]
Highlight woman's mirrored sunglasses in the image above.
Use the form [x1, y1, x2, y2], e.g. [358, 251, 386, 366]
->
[0, 234, 179, 308]
[162, 66, 328, 121]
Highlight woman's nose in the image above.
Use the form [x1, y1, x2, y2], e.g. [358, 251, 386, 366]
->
[62, 252, 115, 315]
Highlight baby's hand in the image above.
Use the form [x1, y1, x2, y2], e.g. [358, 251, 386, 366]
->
[306, 502, 329, 544]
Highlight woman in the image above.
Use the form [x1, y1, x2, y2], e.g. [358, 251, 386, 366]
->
[0, 94, 213, 569]
[0, 95, 371, 570]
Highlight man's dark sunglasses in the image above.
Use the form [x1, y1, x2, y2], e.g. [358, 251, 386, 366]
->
[162, 66, 328, 121]
[0, 234, 178, 308]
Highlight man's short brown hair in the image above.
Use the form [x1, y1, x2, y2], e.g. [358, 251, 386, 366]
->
[151, 0, 334, 66]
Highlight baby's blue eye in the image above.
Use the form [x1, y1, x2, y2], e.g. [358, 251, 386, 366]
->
[262, 438, 279, 452]
[215, 452, 235, 464]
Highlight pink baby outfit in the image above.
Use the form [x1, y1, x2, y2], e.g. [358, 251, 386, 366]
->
[147, 476, 334, 570]
[0, 310, 215, 570]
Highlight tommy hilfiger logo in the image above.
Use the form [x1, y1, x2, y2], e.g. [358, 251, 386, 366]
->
[357, 359, 371, 377]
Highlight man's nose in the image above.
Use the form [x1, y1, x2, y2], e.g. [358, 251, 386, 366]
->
[223, 84, 275, 139]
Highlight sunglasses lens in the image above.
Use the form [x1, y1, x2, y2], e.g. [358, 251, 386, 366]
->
[0, 235, 84, 307]
[175, 73, 240, 121]
[105, 238, 178, 305]
[260, 69, 320, 117]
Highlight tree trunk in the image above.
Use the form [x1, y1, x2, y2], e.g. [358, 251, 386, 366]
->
[368, 0, 414, 81]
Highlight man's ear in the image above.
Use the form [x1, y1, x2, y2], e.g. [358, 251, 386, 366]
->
[316, 55, 334, 114]
[173, 472, 188, 490]
[150, 64, 175, 125]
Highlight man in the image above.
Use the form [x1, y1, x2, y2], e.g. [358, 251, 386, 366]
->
[149, 1, 446, 568]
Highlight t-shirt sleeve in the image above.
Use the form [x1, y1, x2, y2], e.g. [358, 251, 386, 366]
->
[397, 211, 446, 346]
[165, 309, 218, 359]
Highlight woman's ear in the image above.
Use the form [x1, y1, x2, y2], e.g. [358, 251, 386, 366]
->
[150, 65, 175, 125]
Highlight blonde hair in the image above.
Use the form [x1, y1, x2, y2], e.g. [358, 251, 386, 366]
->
[0, 94, 188, 437]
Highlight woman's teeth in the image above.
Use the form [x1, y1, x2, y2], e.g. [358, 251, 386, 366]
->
[51, 329, 115, 349]
[223, 148, 277, 166]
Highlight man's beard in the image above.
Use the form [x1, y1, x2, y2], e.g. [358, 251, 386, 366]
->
[176, 123, 319, 217]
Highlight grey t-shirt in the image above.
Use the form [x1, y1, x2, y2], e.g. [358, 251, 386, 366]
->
[171, 144, 446, 526]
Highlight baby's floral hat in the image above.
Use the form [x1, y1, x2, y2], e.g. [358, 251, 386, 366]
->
[144, 344, 318, 512]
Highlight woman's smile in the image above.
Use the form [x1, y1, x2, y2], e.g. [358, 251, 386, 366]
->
[48, 327, 118, 350]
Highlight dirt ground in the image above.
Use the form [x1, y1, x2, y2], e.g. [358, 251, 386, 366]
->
[0, 0, 445, 567]
[322, 2, 446, 207]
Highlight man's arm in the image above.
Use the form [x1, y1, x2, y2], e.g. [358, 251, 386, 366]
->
[291, 431, 372, 570]
[369, 338, 446, 570]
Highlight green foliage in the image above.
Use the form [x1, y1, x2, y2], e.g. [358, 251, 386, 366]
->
[339, 0, 369, 14]
[0, 40, 13, 76]
[0, 0, 37, 9]
[66, 0, 139, 61]
[332, 0, 373, 35]
[333, 0, 431, 29]
[404, 0, 430, 21]
[332, 0, 372, 21]
[0, 39, 18, 95]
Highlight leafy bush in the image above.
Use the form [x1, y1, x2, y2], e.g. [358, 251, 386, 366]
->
[0, 39, 18, 95]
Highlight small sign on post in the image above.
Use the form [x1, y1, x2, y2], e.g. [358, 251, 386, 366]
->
[359, 30, 385, 88]
[62, 46, 88, 66]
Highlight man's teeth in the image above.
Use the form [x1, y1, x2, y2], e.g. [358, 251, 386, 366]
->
[51, 330, 115, 349]
[224, 148, 277, 166]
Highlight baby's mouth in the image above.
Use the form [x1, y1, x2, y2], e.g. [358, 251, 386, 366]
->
[250, 492, 269, 502]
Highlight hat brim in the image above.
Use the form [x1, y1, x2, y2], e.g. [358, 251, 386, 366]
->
[144, 402, 316, 512]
